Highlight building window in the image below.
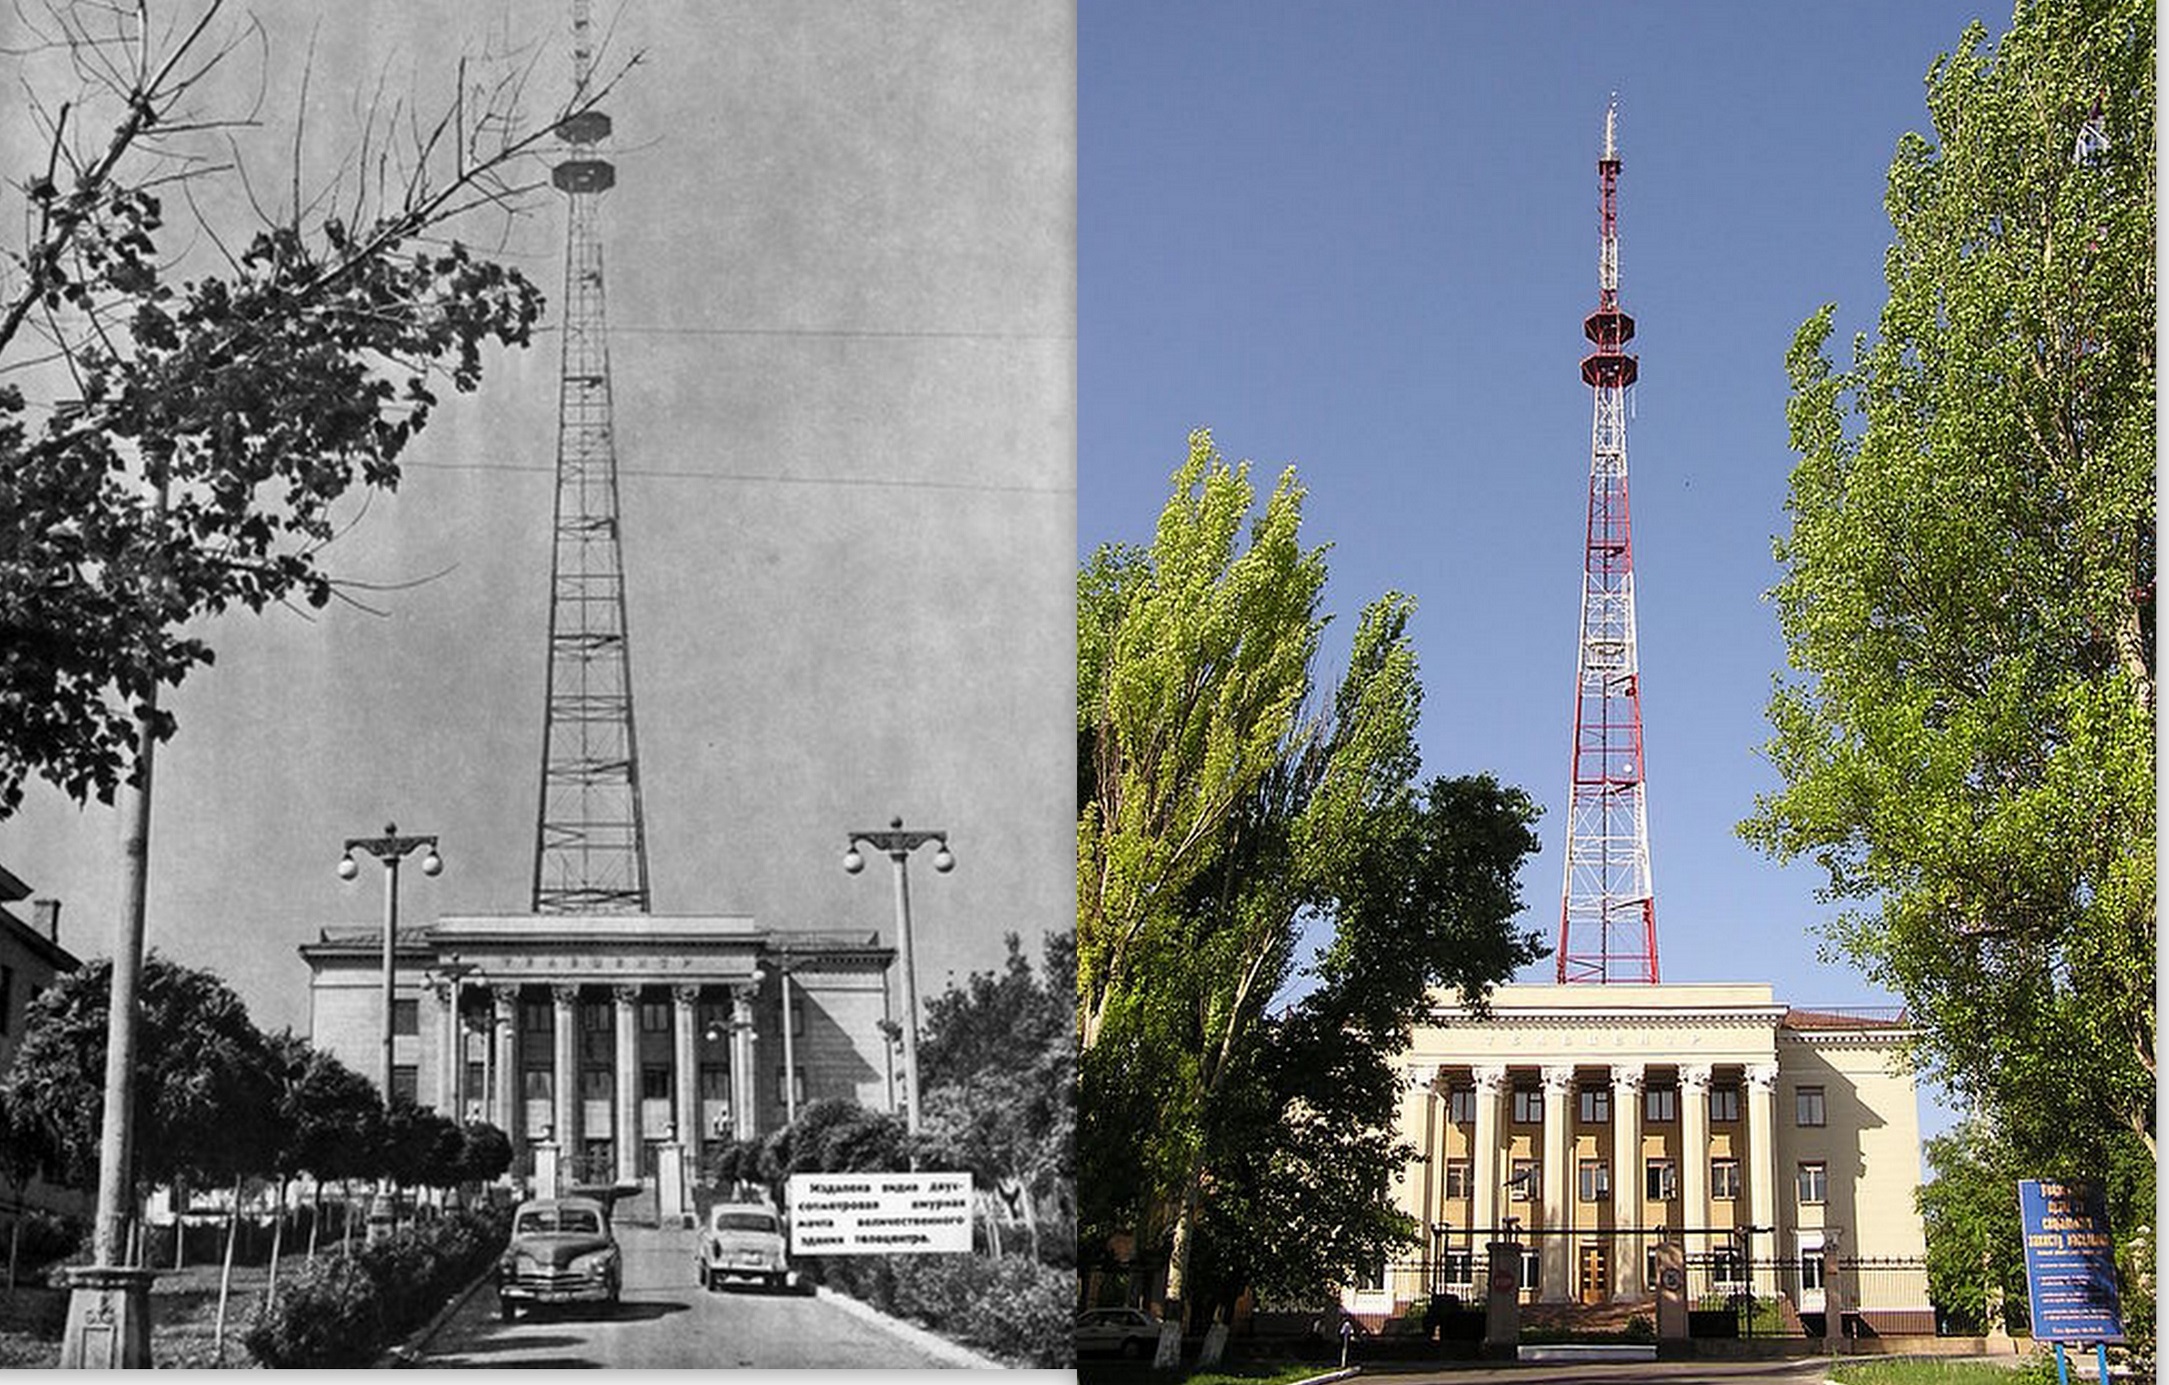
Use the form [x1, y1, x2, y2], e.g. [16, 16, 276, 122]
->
[1442, 1252, 1473, 1288]
[1509, 1158, 1540, 1202]
[640, 999, 670, 1033]
[1800, 1249, 1826, 1292]
[1443, 1159, 1473, 1199]
[1796, 1086, 1826, 1127]
[1449, 1087, 1476, 1124]
[774, 1066, 806, 1104]
[1520, 1249, 1541, 1291]
[1577, 1160, 1609, 1202]
[465, 1060, 485, 1103]
[1360, 1260, 1389, 1292]
[1710, 1248, 1744, 1285]
[698, 1066, 731, 1098]
[522, 1069, 552, 1101]
[1797, 1161, 1828, 1206]
[1645, 1158, 1677, 1202]
[641, 1066, 671, 1101]
[788, 996, 805, 1038]
[582, 1001, 611, 1031]
[1644, 1086, 1677, 1123]
[580, 1069, 613, 1100]
[1709, 1085, 1740, 1123]
[391, 1065, 418, 1105]
[1578, 1085, 1610, 1125]
[1711, 1158, 1740, 1200]
[521, 1000, 551, 1033]
[392, 998, 420, 1036]
[1511, 1087, 1543, 1124]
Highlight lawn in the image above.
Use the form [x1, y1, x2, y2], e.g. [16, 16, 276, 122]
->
[0, 1248, 334, 1369]
[1079, 1361, 1338, 1385]
[1829, 1359, 2029, 1384]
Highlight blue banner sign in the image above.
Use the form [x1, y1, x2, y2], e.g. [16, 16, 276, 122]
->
[2017, 1179, 2123, 1343]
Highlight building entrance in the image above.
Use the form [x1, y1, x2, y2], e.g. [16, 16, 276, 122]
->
[1579, 1245, 1609, 1304]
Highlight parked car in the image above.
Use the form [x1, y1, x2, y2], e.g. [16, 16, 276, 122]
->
[1075, 1306, 1161, 1357]
[497, 1196, 621, 1319]
[696, 1202, 794, 1291]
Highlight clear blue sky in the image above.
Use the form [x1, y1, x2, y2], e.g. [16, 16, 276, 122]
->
[1079, 0, 2004, 1128]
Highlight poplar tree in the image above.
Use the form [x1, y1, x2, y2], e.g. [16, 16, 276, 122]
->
[1744, 0, 2154, 1166]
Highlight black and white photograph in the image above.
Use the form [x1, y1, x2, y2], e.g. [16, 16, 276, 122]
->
[0, 0, 1074, 1370]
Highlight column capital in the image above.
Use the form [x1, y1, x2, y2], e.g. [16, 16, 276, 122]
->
[1405, 1062, 1446, 1091]
[672, 983, 701, 1007]
[611, 983, 640, 1007]
[550, 983, 580, 1008]
[427, 976, 455, 1003]
[1610, 1061, 1646, 1093]
[490, 983, 518, 1010]
[1678, 1062, 1714, 1093]
[1744, 1062, 1780, 1092]
[1471, 1063, 1510, 1094]
[1540, 1064, 1577, 1094]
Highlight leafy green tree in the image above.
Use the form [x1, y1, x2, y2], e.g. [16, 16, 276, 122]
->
[1743, 0, 2154, 1167]
[1079, 434, 1543, 1328]
[0, 953, 279, 1205]
[0, 2, 628, 817]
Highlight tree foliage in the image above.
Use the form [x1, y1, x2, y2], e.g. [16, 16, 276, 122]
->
[0, 0, 630, 816]
[1742, 0, 2155, 1163]
[1078, 432, 1543, 1319]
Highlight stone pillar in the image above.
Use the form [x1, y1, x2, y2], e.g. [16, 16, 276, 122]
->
[491, 985, 519, 1160]
[672, 985, 700, 1163]
[1678, 1063, 1712, 1258]
[1745, 1062, 1780, 1300]
[1539, 1064, 1574, 1302]
[1611, 1062, 1645, 1300]
[1469, 1064, 1507, 1240]
[613, 985, 641, 1183]
[59, 1266, 157, 1367]
[432, 978, 459, 1117]
[551, 984, 579, 1179]
[730, 984, 757, 1141]
[1822, 1227, 1847, 1347]
[1482, 1239, 1523, 1360]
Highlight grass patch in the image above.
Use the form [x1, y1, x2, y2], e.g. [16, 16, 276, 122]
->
[1079, 1362, 1332, 1385]
[1829, 1361, 2026, 1384]
[0, 1247, 330, 1369]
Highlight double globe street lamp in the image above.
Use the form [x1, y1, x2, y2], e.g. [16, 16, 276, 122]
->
[842, 818, 952, 1138]
[336, 825, 443, 1112]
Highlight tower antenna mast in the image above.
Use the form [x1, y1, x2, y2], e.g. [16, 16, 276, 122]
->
[532, 0, 652, 912]
[1558, 96, 1658, 983]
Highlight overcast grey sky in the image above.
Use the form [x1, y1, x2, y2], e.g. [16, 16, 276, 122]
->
[2, 1, 1075, 1037]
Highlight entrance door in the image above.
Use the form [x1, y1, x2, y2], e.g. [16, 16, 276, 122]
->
[1579, 1245, 1609, 1304]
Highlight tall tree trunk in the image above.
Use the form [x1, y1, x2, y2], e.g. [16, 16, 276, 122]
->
[306, 1182, 322, 1266]
[172, 1177, 187, 1270]
[7, 1215, 19, 1291]
[342, 1180, 355, 1255]
[264, 1177, 289, 1309]
[213, 1175, 241, 1363]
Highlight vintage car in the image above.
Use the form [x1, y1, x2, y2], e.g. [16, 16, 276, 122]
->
[497, 1196, 622, 1319]
[1074, 1306, 1162, 1357]
[695, 1202, 793, 1290]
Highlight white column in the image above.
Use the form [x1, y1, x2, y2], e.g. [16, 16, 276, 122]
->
[1611, 1062, 1645, 1300]
[730, 984, 757, 1141]
[1403, 1065, 1443, 1309]
[672, 985, 700, 1156]
[432, 978, 458, 1116]
[613, 985, 641, 1182]
[490, 985, 518, 1158]
[1745, 1062, 1780, 1300]
[550, 985, 579, 1171]
[1539, 1064, 1574, 1302]
[1678, 1063, 1712, 1254]
[1470, 1064, 1507, 1239]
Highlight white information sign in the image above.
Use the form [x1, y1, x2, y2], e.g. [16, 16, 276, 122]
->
[786, 1172, 974, 1254]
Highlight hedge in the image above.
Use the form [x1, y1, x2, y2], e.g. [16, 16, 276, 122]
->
[243, 1203, 509, 1367]
[801, 1251, 1074, 1368]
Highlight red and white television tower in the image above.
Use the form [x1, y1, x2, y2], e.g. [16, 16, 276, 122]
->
[1557, 99, 1658, 984]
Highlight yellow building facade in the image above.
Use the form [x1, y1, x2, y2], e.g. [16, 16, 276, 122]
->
[1356, 983, 1931, 1332]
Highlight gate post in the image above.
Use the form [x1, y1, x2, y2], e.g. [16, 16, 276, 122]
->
[1653, 1240, 1688, 1352]
[1483, 1239, 1523, 1360]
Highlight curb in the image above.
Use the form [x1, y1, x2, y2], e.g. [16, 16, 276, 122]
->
[379, 1264, 497, 1368]
[1293, 1369, 1362, 1385]
[810, 1284, 1011, 1370]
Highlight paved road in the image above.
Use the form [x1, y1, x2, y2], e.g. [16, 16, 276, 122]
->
[415, 1221, 964, 1369]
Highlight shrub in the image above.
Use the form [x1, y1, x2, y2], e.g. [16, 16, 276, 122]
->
[1623, 1313, 1655, 1342]
[806, 1252, 1073, 1368]
[244, 1204, 507, 1367]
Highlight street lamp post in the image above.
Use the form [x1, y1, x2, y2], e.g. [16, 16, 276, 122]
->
[338, 824, 443, 1107]
[842, 817, 952, 1137]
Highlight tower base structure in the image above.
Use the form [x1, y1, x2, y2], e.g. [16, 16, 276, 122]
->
[60, 1264, 158, 1369]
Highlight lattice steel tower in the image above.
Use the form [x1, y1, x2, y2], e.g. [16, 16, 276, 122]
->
[1557, 99, 1657, 983]
[532, 0, 651, 913]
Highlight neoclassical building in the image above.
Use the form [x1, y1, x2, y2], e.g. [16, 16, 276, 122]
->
[301, 913, 895, 1186]
[1354, 983, 1929, 1331]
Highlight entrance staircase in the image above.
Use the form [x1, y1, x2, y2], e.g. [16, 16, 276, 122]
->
[1519, 1298, 1656, 1335]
